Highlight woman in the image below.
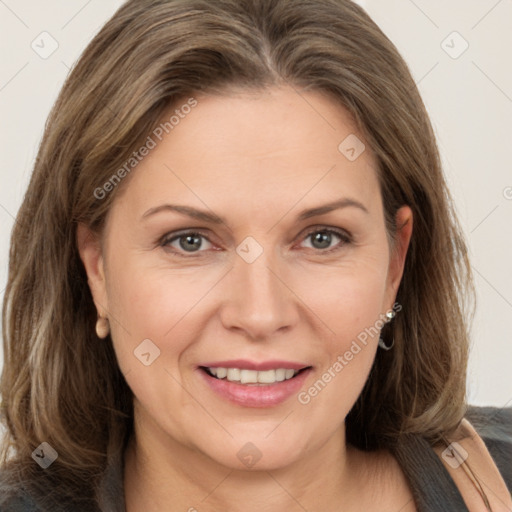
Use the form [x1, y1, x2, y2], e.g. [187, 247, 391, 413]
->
[1, 0, 510, 510]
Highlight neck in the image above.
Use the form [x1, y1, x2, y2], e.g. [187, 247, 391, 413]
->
[123, 412, 378, 512]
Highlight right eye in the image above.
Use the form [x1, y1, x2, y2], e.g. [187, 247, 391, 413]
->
[160, 231, 215, 256]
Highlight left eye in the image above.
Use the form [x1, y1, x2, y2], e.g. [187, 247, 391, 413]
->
[300, 229, 350, 251]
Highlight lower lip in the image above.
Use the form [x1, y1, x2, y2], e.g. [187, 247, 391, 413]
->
[198, 367, 312, 408]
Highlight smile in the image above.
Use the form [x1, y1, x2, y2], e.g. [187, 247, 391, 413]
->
[203, 367, 305, 385]
[197, 364, 313, 408]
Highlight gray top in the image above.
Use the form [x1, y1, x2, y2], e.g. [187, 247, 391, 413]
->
[1, 405, 510, 511]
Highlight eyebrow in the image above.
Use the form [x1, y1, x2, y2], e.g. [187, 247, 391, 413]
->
[141, 198, 369, 224]
[297, 198, 369, 220]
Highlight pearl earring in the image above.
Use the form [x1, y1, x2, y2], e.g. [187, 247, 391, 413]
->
[95, 316, 110, 339]
[378, 310, 396, 351]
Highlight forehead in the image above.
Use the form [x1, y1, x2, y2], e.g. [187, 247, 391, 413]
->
[112, 87, 381, 221]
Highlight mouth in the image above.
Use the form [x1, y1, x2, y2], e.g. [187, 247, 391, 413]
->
[200, 366, 311, 385]
[197, 362, 313, 408]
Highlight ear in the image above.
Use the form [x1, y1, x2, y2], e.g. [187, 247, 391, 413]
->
[385, 205, 413, 308]
[76, 223, 109, 316]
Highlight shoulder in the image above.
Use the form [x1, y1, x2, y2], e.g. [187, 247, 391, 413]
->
[0, 498, 39, 512]
[0, 476, 40, 512]
[0, 472, 103, 512]
[464, 405, 512, 491]
[432, 405, 512, 512]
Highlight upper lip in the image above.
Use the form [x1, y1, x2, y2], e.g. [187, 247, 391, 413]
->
[199, 359, 311, 371]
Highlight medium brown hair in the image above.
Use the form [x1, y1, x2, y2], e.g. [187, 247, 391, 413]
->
[1, 0, 475, 506]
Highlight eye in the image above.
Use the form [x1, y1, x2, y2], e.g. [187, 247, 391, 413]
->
[159, 227, 352, 257]
[160, 231, 214, 255]
[300, 227, 351, 252]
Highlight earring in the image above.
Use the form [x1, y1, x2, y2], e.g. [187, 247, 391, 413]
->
[378, 310, 396, 351]
[385, 310, 396, 322]
[95, 316, 110, 339]
[378, 336, 394, 351]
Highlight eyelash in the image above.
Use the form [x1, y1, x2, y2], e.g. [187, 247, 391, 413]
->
[159, 226, 352, 258]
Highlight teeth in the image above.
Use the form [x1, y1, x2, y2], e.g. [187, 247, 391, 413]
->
[207, 367, 301, 384]
[275, 368, 286, 382]
[227, 368, 241, 381]
[240, 369, 258, 384]
[216, 367, 227, 379]
[257, 370, 276, 383]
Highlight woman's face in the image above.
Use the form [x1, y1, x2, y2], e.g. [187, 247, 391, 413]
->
[79, 86, 412, 470]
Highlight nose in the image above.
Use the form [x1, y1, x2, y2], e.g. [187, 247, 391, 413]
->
[219, 244, 300, 340]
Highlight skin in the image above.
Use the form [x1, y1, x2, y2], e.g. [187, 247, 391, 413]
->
[78, 86, 415, 511]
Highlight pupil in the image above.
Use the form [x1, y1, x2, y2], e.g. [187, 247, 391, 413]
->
[312, 232, 331, 249]
[180, 234, 202, 251]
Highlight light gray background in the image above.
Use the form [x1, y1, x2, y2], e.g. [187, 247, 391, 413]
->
[1, 0, 511, 408]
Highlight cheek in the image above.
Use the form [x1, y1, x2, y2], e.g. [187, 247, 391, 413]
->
[296, 253, 389, 341]
[294, 265, 386, 429]
[103, 262, 213, 431]
[104, 255, 228, 370]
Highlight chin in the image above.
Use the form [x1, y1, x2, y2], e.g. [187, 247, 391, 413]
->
[200, 435, 308, 472]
